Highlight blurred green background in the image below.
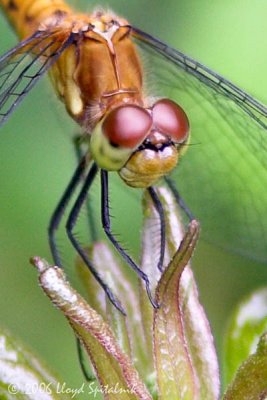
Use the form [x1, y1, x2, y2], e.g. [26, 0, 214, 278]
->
[0, 0, 266, 396]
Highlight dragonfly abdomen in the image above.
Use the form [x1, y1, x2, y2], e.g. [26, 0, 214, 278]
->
[0, 0, 72, 38]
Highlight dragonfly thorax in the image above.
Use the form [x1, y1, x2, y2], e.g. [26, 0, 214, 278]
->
[49, 14, 144, 131]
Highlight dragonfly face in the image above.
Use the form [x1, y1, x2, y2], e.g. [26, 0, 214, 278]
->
[90, 98, 189, 187]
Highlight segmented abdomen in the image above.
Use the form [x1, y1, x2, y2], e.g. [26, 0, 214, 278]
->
[0, 0, 72, 38]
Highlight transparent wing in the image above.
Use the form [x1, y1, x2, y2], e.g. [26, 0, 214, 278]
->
[0, 28, 74, 127]
[133, 27, 267, 262]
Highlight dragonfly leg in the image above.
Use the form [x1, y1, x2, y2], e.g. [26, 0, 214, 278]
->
[66, 162, 126, 315]
[73, 135, 97, 242]
[164, 176, 195, 221]
[72, 137, 100, 381]
[101, 169, 159, 309]
[48, 155, 87, 267]
[147, 186, 166, 272]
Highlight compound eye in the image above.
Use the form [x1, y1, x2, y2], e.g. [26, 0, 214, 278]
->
[102, 105, 152, 149]
[152, 99, 190, 142]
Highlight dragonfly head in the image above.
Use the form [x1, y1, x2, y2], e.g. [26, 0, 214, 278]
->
[90, 99, 190, 188]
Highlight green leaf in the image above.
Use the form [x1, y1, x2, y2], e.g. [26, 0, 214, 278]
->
[142, 187, 220, 400]
[223, 287, 267, 386]
[0, 327, 70, 399]
[76, 243, 132, 359]
[223, 332, 267, 400]
[153, 221, 201, 400]
[31, 257, 152, 400]
[76, 242, 150, 379]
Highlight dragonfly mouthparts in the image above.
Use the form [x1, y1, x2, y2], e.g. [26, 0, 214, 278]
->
[138, 131, 173, 151]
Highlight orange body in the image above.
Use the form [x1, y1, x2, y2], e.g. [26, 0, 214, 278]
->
[0, 0, 188, 187]
[1, 0, 144, 128]
[0, 0, 72, 38]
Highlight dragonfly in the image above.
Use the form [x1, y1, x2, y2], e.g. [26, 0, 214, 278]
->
[0, 0, 266, 314]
